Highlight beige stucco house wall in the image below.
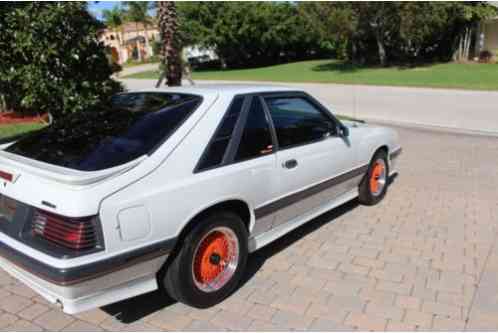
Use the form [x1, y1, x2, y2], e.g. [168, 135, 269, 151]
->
[479, 2, 498, 55]
[480, 17, 498, 54]
[98, 22, 159, 64]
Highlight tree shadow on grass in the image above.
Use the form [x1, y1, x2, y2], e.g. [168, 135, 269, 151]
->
[313, 60, 439, 73]
[393, 62, 438, 71]
[312, 61, 362, 73]
[101, 198, 367, 323]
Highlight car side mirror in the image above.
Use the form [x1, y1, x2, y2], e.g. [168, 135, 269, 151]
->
[337, 124, 349, 138]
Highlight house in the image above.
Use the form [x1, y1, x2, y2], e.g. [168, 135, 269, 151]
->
[98, 22, 218, 66]
[98, 22, 159, 64]
[184, 45, 219, 66]
[477, 2, 498, 57]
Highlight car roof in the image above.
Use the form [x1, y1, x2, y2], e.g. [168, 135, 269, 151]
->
[130, 84, 299, 98]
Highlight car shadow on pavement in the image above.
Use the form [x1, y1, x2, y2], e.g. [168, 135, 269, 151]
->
[239, 199, 359, 288]
[101, 199, 360, 323]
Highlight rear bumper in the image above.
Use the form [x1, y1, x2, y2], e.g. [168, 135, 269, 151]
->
[0, 238, 176, 314]
[0, 237, 176, 285]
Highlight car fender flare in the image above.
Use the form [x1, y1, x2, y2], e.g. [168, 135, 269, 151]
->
[176, 197, 255, 243]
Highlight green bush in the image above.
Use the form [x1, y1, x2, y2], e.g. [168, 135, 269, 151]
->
[178, 2, 330, 68]
[0, 2, 122, 119]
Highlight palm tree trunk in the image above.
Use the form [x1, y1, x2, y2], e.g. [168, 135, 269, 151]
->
[144, 24, 150, 58]
[118, 27, 124, 63]
[156, 1, 182, 87]
[0, 94, 6, 113]
[374, 29, 387, 66]
[135, 22, 142, 61]
[458, 31, 464, 61]
[464, 27, 472, 60]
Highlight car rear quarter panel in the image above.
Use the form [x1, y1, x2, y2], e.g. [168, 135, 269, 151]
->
[99, 93, 266, 256]
[0, 92, 220, 270]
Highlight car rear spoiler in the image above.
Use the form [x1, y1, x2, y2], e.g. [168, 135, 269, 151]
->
[0, 151, 146, 186]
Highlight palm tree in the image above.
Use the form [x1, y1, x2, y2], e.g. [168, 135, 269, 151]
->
[102, 5, 123, 50]
[124, 2, 152, 61]
[156, 2, 182, 86]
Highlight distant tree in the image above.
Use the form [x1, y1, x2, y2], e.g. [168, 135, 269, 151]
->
[298, 3, 360, 63]
[123, 1, 153, 61]
[0, 2, 122, 118]
[449, 2, 497, 61]
[178, 2, 325, 68]
[102, 5, 124, 47]
[299, 2, 498, 66]
[156, 1, 182, 86]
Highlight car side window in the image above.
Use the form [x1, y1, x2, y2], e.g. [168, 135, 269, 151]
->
[264, 96, 335, 149]
[234, 97, 273, 162]
[196, 97, 244, 171]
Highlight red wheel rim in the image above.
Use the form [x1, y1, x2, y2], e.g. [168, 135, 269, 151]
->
[369, 160, 386, 195]
[193, 231, 229, 284]
[192, 227, 239, 292]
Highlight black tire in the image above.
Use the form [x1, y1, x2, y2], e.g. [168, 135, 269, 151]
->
[163, 211, 248, 308]
[358, 149, 389, 206]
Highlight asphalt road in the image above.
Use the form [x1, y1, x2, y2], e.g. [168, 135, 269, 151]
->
[121, 77, 498, 136]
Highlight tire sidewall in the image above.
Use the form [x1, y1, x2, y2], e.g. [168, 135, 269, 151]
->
[172, 212, 248, 308]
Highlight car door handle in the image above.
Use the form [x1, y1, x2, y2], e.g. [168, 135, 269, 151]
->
[283, 159, 298, 169]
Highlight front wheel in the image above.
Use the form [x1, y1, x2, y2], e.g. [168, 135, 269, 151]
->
[162, 211, 248, 308]
[358, 150, 389, 205]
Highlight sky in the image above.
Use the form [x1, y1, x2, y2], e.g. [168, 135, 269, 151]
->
[87, 1, 121, 20]
[88, 1, 156, 21]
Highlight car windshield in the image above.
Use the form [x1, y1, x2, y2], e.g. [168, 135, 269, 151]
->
[5, 92, 202, 171]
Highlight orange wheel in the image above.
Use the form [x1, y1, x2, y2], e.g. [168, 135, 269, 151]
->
[369, 159, 387, 196]
[163, 211, 247, 308]
[192, 227, 239, 292]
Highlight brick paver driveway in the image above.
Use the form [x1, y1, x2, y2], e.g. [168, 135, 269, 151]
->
[1, 126, 497, 331]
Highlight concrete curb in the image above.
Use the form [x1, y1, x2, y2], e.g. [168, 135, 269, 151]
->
[364, 117, 498, 138]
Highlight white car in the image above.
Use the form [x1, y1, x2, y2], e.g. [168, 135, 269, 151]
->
[0, 85, 401, 314]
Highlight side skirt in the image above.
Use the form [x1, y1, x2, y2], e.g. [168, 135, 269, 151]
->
[248, 188, 358, 252]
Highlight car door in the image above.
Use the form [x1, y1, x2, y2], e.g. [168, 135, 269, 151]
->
[196, 95, 279, 237]
[261, 93, 357, 227]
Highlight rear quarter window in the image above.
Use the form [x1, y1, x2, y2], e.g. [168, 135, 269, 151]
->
[196, 96, 245, 171]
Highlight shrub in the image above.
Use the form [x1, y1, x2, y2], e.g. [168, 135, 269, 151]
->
[479, 50, 494, 63]
[0, 2, 122, 119]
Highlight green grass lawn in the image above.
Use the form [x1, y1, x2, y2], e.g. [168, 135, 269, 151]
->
[0, 123, 45, 140]
[125, 59, 498, 91]
[122, 59, 160, 68]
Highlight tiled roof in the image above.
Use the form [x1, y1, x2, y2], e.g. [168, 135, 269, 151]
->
[101, 21, 158, 33]
[122, 22, 158, 33]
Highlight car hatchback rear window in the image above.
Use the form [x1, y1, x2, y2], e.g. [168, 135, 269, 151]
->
[5, 92, 202, 171]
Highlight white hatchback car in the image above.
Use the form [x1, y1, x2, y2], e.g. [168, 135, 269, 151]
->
[0, 85, 401, 314]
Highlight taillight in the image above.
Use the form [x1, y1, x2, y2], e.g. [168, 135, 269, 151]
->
[32, 210, 98, 251]
[0, 170, 13, 182]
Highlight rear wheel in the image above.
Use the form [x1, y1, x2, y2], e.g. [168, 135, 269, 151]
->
[358, 150, 389, 205]
[163, 211, 248, 308]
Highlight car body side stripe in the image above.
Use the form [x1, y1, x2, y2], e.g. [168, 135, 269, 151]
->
[254, 164, 369, 219]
